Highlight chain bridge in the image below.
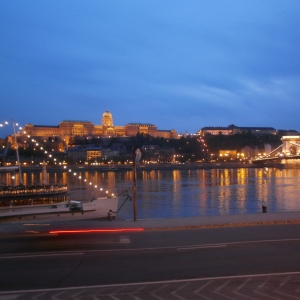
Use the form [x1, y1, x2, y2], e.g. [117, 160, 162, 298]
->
[253, 136, 300, 166]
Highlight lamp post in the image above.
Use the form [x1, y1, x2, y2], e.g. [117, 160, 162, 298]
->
[12, 119, 23, 185]
[132, 147, 141, 221]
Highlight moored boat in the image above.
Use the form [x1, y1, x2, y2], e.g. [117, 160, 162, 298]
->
[0, 183, 68, 199]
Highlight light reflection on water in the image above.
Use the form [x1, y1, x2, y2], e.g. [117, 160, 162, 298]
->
[1, 167, 300, 219]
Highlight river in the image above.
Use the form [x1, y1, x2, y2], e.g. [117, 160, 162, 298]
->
[1, 167, 300, 219]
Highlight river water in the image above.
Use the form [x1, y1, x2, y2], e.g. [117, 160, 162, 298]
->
[1, 167, 300, 219]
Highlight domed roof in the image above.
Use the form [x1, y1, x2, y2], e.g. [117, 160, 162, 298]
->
[102, 110, 114, 127]
[102, 110, 112, 118]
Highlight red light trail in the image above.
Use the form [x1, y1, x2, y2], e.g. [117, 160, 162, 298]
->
[49, 228, 144, 234]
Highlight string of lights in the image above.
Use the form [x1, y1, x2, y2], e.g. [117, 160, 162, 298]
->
[0, 120, 22, 131]
[1, 120, 117, 197]
[67, 167, 115, 198]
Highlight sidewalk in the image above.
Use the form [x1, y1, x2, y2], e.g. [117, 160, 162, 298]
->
[1, 211, 300, 236]
[103, 211, 300, 230]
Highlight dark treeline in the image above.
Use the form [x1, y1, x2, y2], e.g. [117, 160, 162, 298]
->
[205, 132, 282, 152]
[3, 132, 283, 164]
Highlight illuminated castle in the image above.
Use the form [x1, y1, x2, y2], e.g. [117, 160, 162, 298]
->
[20, 110, 178, 145]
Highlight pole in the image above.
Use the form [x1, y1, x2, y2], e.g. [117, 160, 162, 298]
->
[12, 119, 23, 185]
[132, 147, 137, 221]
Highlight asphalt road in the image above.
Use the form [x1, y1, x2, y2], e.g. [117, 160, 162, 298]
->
[1, 222, 300, 299]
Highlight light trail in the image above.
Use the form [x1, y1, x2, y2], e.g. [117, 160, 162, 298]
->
[49, 228, 144, 234]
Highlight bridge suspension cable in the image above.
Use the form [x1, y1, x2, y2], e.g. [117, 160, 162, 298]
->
[265, 145, 282, 157]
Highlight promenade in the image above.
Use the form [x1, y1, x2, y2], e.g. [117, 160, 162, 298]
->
[1, 211, 300, 236]
[111, 211, 300, 230]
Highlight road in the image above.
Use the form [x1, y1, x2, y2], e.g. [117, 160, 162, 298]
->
[1, 222, 300, 298]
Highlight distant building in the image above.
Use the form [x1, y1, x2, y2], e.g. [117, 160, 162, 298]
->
[240, 146, 258, 159]
[11, 110, 177, 149]
[66, 143, 129, 163]
[86, 148, 102, 162]
[123, 123, 177, 139]
[199, 126, 232, 135]
[240, 144, 280, 159]
[198, 124, 276, 136]
[66, 146, 103, 163]
[66, 146, 89, 162]
[219, 150, 237, 160]
[141, 145, 160, 162]
[159, 147, 176, 162]
[277, 129, 299, 136]
[141, 145, 175, 162]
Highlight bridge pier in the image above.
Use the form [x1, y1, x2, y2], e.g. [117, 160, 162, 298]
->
[282, 158, 300, 167]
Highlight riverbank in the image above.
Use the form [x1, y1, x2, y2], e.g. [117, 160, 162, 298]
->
[1, 162, 285, 173]
[2, 210, 300, 231]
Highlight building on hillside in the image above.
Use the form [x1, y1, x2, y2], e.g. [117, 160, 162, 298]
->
[218, 150, 238, 161]
[86, 148, 102, 162]
[66, 144, 128, 164]
[240, 143, 280, 159]
[240, 146, 264, 160]
[123, 123, 177, 139]
[199, 126, 232, 135]
[277, 129, 299, 136]
[141, 145, 175, 163]
[101, 145, 127, 160]
[66, 146, 102, 163]
[66, 147, 89, 163]
[159, 147, 176, 162]
[10, 110, 178, 150]
[198, 124, 276, 136]
[18, 120, 94, 145]
[141, 145, 160, 162]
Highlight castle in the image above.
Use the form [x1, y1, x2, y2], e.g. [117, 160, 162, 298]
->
[20, 110, 178, 145]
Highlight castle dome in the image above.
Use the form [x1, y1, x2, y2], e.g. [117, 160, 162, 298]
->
[102, 110, 113, 127]
[103, 110, 112, 118]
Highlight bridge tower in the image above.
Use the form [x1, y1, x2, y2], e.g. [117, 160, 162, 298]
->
[282, 136, 300, 154]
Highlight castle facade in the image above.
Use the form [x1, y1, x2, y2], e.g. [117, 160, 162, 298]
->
[20, 110, 178, 145]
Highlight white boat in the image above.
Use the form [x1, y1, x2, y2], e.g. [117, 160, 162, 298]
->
[0, 183, 68, 199]
[0, 196, 120, 222]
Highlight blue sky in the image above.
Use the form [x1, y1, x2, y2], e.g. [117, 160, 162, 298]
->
[1, 0, 300, 137]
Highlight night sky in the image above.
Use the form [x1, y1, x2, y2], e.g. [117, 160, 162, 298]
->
[1, 0, 300, 137]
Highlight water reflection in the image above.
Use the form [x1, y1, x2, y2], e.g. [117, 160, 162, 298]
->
[1, 167, 300, 219]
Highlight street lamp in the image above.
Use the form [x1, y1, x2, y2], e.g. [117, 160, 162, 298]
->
[132, 148, 142, 221]
[12, 119, 23, 185]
